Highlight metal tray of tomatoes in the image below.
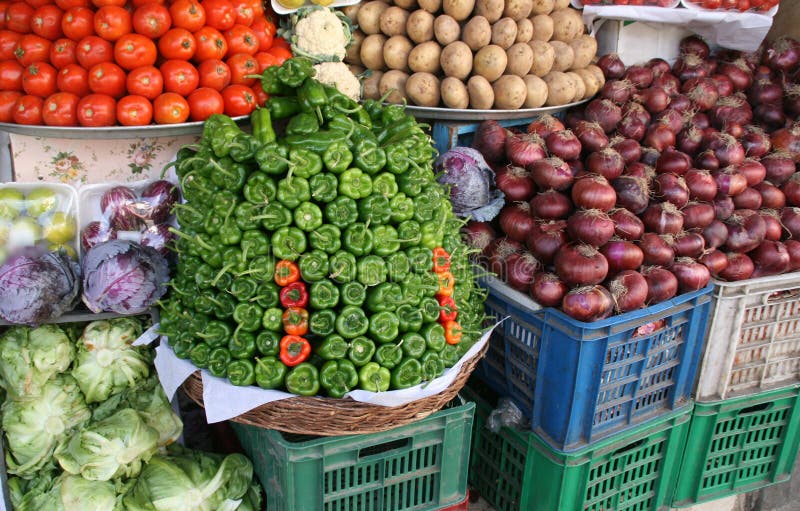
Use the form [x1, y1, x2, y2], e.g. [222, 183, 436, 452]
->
[402, 99, 591, 121]
[572, 0, 679, 7]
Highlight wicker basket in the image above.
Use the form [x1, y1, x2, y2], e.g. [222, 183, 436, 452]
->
[181, 341, 488, 436]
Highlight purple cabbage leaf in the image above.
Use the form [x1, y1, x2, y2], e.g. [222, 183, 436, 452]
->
[435, 147, 505, 222]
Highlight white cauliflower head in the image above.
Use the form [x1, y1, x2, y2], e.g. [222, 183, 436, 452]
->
[313, 62, 362, 101]
[294, 8, 348, 62]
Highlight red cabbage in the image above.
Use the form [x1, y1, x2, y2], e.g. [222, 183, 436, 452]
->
[435, 147, 505, 221]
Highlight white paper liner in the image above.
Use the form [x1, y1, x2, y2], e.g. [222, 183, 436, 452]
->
[154, 321, 501, 423]
[582, 5, 774, 52]
[132, 323, 161, 346]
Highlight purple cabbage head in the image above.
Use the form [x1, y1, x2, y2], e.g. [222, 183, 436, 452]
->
[81, 240, 170, 315]
[0, 246, 80, 325]
[435, 147, 505, 222]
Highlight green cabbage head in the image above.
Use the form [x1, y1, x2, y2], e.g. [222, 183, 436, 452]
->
[0, 324, 74, 400]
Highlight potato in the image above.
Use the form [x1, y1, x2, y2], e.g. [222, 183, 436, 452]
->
[358, 1, 390, 35]
[475, 0, 504, 23]
[440, 41, 473, 79]
[393, 0, 418, 9]
[553, 0, 570, 8]
[462, 16, 491, 51]
[407, 9, 435, 43]
[565, 71, 585, 102]
[408, 41, 442, 73]
[573, 67, 600, 97]
[569, 34, 597, 70]
[503, 0, 532, 21]
[491, 17, 517, 49]
[434, 15, 461, 45]
[379, 70, 410, 103]
[406, 72, 441, 106]
[380, 7, 409, 37]
[549, 40, 574, 72]
[586, 64, 606, 89]
[443, 0, 475, 21]
[493, 75, 527, 109]
[418, 0, 442, 13]
[468, 75, 495, 109]
[528, 40, 554, 76]
[341, 4, 360, 22]
[543, 70, 575, 106]
[550, 8, 583, 43]
[522, 74, 548, 107]
[516, 18, 533, 43]
[345, 30, 365, 66]
[441, 77, 469, 108]
[362, 71, 384, 99]
[360, 34, 388, 70]
[473, 44, 507, 82]
[505, 42, 533, 76]
[530, 0, 554, 15]
[530, 14, 554, 41]
[383, 35, 413, 71]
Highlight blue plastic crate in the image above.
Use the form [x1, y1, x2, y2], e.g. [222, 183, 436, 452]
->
[476, 277, 712, 452]
[431, 116, 551, 154]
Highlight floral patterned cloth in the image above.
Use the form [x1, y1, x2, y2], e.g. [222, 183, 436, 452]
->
[9, 133, 199, 186]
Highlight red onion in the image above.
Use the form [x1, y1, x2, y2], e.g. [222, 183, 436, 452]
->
[673, 231, 706, 258]
[555, 243, 609, 286]
[586, 148, 624, 180]
[625, 65, 654, 89]
[756, 181, 786, 209]
[571, 174, 616, 212]
[677, 126, 704, 156]
[771, 124, 800, 162]
[655, 147, 692, 175]
[584, 99, 623, 135]
[749, 78, 783, 107]
[682, 201, 716, 229]
[527, 115, 565, 138]
[653, 73, 681, 97]
[496, 166, 536, 202]
[597, 53, 626, 79]
[761, 210, 783, 241]
[506, 252, 541, 291]
[784, 239, 800, 270]
[472, 120, 508, 162]
[782, 207, 800, 239]
[618, 102, 651, 141]
[610, 137, 641, 165]
[610, 208, 645, 241]
[703, 219, 728, 249]
[574, 121, 609, 152]
[680, 35, 710, 58]
[785, 84, 800, 117]
[742, 126, 772, 158]
[529, 272, 568, 307]
[637, 87, 671, 114]
[648, 58, 672, 76]
[638, 232, 676, 266]
[673, 53, 708, 82]
[670, 94, 693, 113]
[755, 103, 787, 130]
[601, 80, 635, 105]
[545, 130, 582, 161]
[526, 220, 568, 265]
[567, 209, 615, 247]
[488, 237, 524, 278]
[705, 133, 745, 167]
[601, 240, 644, 273]
[644, 124, 676, 152]
[719, 252, 755, 281]
[738, 159, 767, 187]
[464, 221, 497, 254]
[713, 167, 748, 196]
[750, 240, 791, 277]
[561, 285, 615, 322]
[761, 152, 797, 185]
[732, 187, 763, 210]
[643, 202, 684, 235]
[719, 59, 753, 91]
[714, 195, 735, 220]
[724, 212, 766, 253]
[505, 133, 547, 168]
[685, 169, 718, 201]
[695, 149, 720, 171]
[642, 266, 679, 304]
[529, 157, 574, 191]
[499, 202, 536, 243]
[711, 74, 735, 97]
[606, 270, 648, 313]
[654, 108, 684, 135]
[613, 175, 650, 214]
[529, 189, 572, 220]
[763, 37, 800, 73]
[709, 94, 753, 129]
[699, 249, 729, 276]
[625, 161, 655, 178]
[654, 173, 690, 208]
[782, 174, 800, 207]
[670, 257, 711, 292]
[683, 77, 719, 111]
[641, 147, 661, 168]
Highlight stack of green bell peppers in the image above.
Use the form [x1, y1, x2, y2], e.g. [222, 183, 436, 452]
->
[159, 57, 488, 398]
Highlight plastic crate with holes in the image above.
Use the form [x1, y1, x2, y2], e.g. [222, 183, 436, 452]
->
[671, 384, 800, 507]
[695, 274, 800, 402]
[463, 382, 692, 511]
[229, 399, 474, 511]
[475, 276, 712, 452]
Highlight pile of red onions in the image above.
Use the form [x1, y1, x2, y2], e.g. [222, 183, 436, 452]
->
[464, 35, 800, 322]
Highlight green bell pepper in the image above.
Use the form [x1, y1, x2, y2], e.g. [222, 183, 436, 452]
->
[358, 362, 391, 392]
[357, 195, 391, 224]
[389, 193, 415, 223]
[372, 172, 399, 199]
[384, 144, 410, 174]
[309, 224, 342, 254]
[289, 148, 323, 179]
[255, 142, 289, 175]
[229, 132, 258, 162]
[317, 334, 349, 360]
[365, 283, 403, 313]
[255, 202, 293, 231]
[298, 249, 329, 282]
[348, 336, 376, 367]
[371, 225, 400, 257]
[309, 173, 338, 203]
[423, 323, 446, 352]
[271, 226, 307, 261]
[229, 330, 256, 359]
[391, 357, 422, 389]
[243, 171, 277, 205]
[256, 330, 280, 357]
[368, 311, 400, 344]
[285, 362, 320, 396]
[343, 223, 373, 256]
[374, 344, 402, 369]
[440, 344, 460, 367]
[339, 168, 373, 199]
[285, 112, 319, 136]
[254, 356, 286, 389]
[356, 255, 387, 287]
[400, 333, 427, 359]
[387, 252, 410, 282]
[323, 141, 353, 174]
[336, 305, 369, 339]
[420, 351, 444, 381]
[262, 307, 284, 331]
[329, 250, 357, 283]
[309, 309, 336, 337]
[250, 106, 275, 144]
[320, 359, 358, 398]
[396, 304, 423, 333]
[233, 303, 263, 332]
[277, 176, 311, 209]
[207, 347, 231, 378]
[252, 281, 280, 309]
[353, 139, 386, 175]
[309, 279, 340, 309]
[324, 196, 358, 228]
[293, 201, 323, 232]
[420, 297, 441, 323]
[277, 57, 314, 88]
[227, 359, 256, 386]
[396, 220, 422, 247]
[189, 342, 211, 369]
[195, 320, 231, 349]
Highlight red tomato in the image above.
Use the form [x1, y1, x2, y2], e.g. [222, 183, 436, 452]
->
[270, 36, 289, 50]
[22, 61, 56, 97]
[266, 45, 291, 65]
[132, 3, 170, 38]
[0, 90, 22, 122]
[56, 63, 89, 95]
[186, 85, 222, 121]
[254, 50, 278, 72]
[25, 0, 57, 9]
[76, 92, 115, 125]
[93, 5, 131, 41]
[0, 1, 10, 29]
[88, 61, 126, 97]
[225, 52, 257, 86]
[0, 59, 23, 90]
[114, 33, 156, 70]
[75, 35, 112, 68]
[247, 0, 262, 19]
[721, 0, 736, 7]
[54, 0, 89, 10]
[224, 24, 258, 57]
[42, 91, 79, 125]
[130, 0, 164, 7]
[220, 83, 254, 116]
[14, 34, 50, 66]
[160, 58, 198, 95]
[153, 91, 189, 123]
[6, 2, 34, 33]
[126, 64, 162, 99]
[228, 0, 253, 26]
[251, 79, 267, 106]
[116, 94, 152, 125]
[49, 37, 76, 68]
[250, 17, 275, 52]
[30, 4, 63, 39]
[0, 29, 20, 60]
[61, 6, 93, 40]
[197, 58, 229, 90]
[737, 0, 749, 9]
[193, 25, 226, 61]
[169, 0, 204, 32]
[91, 0, 126, 8]
[158, 27, 196, 60]
[201, 0, 234, 31]
[13, 94, 43, 124]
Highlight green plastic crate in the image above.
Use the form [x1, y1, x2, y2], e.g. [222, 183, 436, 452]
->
[231, 401, 474, 511]
[463, 383, 692, 511]
[672, 384, 800, 507]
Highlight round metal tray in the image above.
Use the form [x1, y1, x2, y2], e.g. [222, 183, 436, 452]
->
[0, 116, 249, 140]
[402, 99, 590, 121]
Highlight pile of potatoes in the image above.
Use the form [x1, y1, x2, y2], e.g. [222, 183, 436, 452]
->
[342, 0, 605, 110]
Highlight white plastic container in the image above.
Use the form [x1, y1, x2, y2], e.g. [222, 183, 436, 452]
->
[695, 273, 800, 401]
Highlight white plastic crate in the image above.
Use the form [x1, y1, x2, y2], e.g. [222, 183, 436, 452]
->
[695, 273, 800, 401]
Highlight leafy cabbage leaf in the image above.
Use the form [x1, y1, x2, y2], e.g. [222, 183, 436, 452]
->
[0, 325, 74, 400]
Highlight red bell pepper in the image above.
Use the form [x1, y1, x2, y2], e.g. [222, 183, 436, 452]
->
[280, 281, 309, 308]
[279, 335, 311, 366]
